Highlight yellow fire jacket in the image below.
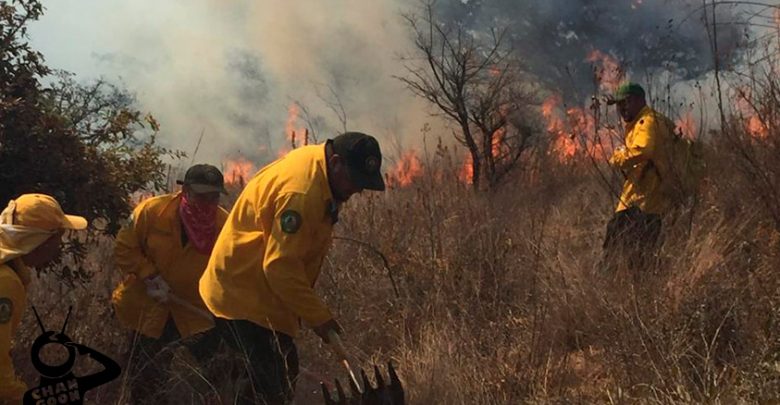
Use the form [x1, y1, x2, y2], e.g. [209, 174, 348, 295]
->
[112, 193, 228, 338]
[0, 260, 30, 403]
[200, 144, 336, 338]
[609, 106, 674, 215]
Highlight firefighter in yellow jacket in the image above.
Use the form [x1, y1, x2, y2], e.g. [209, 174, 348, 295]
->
[0, 194, 88, 404]
[604, 82, 674, 273]
[200, 132, 386, 404]
[112, 164, 228, 404]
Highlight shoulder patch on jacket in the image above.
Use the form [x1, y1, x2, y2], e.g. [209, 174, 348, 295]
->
[280, 210, 302, 234]
[0, 297, 12, 324]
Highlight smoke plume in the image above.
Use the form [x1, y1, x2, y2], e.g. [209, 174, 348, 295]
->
[29, 0, 753, 166]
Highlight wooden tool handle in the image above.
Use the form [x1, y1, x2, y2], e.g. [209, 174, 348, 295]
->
[328, 330, 349, 361]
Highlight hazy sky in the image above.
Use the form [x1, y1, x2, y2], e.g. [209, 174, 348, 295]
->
[29, 0, 428, 168]
[27, 0, 779, 169]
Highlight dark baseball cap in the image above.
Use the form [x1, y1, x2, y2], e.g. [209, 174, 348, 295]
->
[332, 132, 386, 191]
[176, 164, 227, 194]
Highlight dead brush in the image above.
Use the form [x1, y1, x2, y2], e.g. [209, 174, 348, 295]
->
[7, 87, 780, 404]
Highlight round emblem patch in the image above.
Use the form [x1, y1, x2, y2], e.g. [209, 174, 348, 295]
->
[0, 298, 12, 324]
[365, 156, 380, 173]
[280, 210, 302, 234]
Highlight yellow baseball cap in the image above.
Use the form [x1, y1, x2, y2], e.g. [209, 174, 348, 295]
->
[11, 194, 88, 230]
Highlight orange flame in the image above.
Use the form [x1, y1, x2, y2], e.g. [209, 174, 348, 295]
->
[747, 115, 768, 139]
[675, 111, 698, 140]
[553, 134, 577, 160]
[586, 50, 623, 93]
[454, 125, 509, 185]
[388, 150, 424, 188]
[491, 127, 507, 159]
[541, 94, 616, 161]
[542, 95, 577, 161]
[459, 153, 474, 184]
[736, 87, 769, 140]
[280, 104, 308, 157]
[224, 157, 255, 186]
[542, 95, 566, 136]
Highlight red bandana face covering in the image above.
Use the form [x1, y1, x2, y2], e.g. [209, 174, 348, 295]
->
[179, 193, 218, 255]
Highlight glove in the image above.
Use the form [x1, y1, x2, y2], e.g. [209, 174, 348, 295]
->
[312, 319, 343, 344]
[144, 275, 170, 303]
[609, 146, 626, 166]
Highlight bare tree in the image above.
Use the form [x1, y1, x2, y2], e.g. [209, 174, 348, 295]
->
[316, 83, 349, 134]
[398, 1, 537, 190]
[293, 83, 350, 144]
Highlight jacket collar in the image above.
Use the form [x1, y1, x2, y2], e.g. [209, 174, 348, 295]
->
[318, 142, 335, 203]
[318, 142, 338, 223]
[627, 106, 653, 130]
[153, 193, 183, 234]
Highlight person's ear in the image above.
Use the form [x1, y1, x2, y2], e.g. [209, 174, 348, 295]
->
[330, 154, 346, 174]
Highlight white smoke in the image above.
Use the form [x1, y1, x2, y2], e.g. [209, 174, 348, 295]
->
[30, 0, 431, 168]
[28, 0, 768, 168]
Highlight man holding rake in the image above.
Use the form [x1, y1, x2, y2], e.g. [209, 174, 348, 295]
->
[200, 132, 386, 404]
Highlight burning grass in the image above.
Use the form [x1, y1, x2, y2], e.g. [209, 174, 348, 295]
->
[10, 125, 779, 404]
[9, 69, 780, 405]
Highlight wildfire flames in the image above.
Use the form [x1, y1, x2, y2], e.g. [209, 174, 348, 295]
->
[747, 115, 768, 139]
[675, 111, 698, 140]
[586, 50, 623, 93]
[543, 95, 577, 160]
[223, 156, 256, 186]
[736, 87, 769, 139]
[385, 128, 509, 188]
[219, 49, 751, 191]
[387, 150, 424, 188]
[279, 103, 308, 158]
[459, 153, 474, 184]
[541, 93, 618, 162]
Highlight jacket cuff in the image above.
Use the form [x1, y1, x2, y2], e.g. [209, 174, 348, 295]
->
[302, 306, 334, 328]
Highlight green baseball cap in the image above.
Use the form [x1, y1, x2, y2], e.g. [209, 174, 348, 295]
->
[611, 82, 646, 104]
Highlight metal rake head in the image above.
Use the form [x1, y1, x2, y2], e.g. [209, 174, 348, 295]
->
[322, 362, 405, 405]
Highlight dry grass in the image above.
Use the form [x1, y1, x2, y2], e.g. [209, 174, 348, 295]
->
[10, 104, 780, 405]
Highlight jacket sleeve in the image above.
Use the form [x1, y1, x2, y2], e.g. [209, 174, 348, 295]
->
[0, 278, 27, 402]
[263, 192, 333, 327]
[114, 202, 157, 280]
[610, 116, 659, 170]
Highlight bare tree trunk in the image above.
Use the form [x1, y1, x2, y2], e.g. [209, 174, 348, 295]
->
[461, 122, 481, 190]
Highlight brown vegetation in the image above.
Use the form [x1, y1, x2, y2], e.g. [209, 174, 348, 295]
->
[12, 105, 780, 403]
[5, 1, 780, 404]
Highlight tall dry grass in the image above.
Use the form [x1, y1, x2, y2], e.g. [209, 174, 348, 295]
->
[9, 85, 780, 404]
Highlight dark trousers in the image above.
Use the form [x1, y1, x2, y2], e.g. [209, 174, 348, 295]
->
[127, 318, 298, 405]
[601, 206, 663, 275]
[212, 318, 299, 405]
[127, 317, 222, 404]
